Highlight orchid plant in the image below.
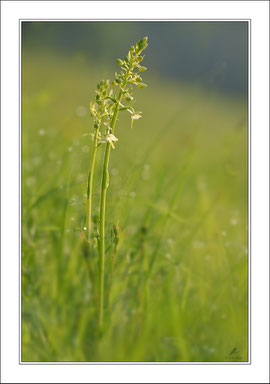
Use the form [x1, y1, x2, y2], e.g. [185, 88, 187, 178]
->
[85, 37, 148, 326]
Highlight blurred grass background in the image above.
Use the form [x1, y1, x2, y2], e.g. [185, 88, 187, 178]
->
[22, 21, 248, 362]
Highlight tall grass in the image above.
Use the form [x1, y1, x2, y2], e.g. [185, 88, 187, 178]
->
[21, 50, 248, 362]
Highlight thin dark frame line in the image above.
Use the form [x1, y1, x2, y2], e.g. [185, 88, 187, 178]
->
[248, 18, 251, 365]
[19, 17, 22, 366]
[3, 0, 269, 1]
[0, 5, 1, 384]
[20, 18, 250, 21]
[19, 18, 251, 366]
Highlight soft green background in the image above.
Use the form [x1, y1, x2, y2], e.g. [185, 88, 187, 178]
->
[22, 22, 248, 362]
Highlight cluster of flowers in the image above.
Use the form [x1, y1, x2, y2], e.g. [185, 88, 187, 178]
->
[89, 37, 148, 148]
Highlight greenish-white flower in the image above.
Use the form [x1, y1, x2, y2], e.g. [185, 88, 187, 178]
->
[99, 133, 118, 149]
[107, 133, 118, 149]
[131, 112, 142, 120]
[130, 112, 142, 128]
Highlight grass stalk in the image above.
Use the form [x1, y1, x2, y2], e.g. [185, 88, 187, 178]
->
[86, 128, 99, 241]
[98, 95, 122, 327]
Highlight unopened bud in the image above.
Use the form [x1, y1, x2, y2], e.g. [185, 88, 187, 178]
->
[116, 58, 124, 67]
[137, 83, 147, 89]
[138, 66, 147, 72]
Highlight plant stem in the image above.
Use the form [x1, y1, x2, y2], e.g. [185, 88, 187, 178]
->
[98, 92, 122, 327]
[86, 129, 98, 241]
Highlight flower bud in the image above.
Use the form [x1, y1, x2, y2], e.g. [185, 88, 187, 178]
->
[125, 96, 134, 102]
[116, 58, 124, 67]
[138, 66, 147, 72]
[137, 83, 147, 89]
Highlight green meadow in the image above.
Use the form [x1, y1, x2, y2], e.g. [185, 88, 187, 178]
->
[22, 50, 248, 362]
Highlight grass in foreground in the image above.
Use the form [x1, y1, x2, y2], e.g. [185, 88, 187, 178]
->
[21, 49, 248, 362]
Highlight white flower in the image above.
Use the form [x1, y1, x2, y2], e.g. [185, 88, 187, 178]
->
[106, 133, 118, 149]
[130, 112, 142, 128]
[131, 112, 142, 120]
[98, 133, 118, 149]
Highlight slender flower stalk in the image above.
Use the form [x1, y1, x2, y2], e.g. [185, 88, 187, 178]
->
[98, 92, 122, 326]
[86, 127, 99, 241]
[86, 37, 148, 327]
[85, 80, 111, 242]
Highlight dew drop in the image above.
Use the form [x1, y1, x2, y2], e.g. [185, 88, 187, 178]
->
[76, 106, 87, 117]
[82, 145, 89, 153]
[33, 157, 41, 166]
[73, 139, 80, 146]
[111, 168, 119, 176]
[203, 345, 208, 350]
[49, 152, 56, 160]
[127, 225, 136, 235]
[193, 240, 205, 249]
[26, 177, 36, 186]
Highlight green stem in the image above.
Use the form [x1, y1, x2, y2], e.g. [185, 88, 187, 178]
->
[86, 129, 98, 241]
[98, 92, 122, 327]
